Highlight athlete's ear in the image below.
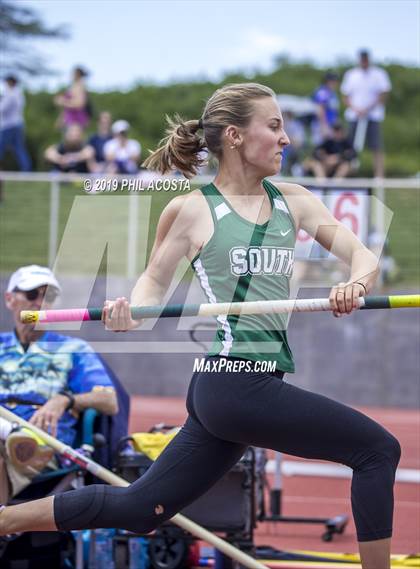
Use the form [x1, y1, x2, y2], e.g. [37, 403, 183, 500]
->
[225, 125, 242, 148]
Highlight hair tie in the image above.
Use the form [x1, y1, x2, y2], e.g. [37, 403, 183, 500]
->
[198, 118, 203, 130]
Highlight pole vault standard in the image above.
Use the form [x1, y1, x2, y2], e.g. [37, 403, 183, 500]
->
[0, 406, 269, 569]
[20, 294, 420, 324]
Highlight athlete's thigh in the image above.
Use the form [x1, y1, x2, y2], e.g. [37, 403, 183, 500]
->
[244, 380, 393, 464]
[127, 415, 247, 516]
[193, 369, 391, 465]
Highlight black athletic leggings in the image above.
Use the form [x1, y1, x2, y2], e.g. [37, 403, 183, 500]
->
[54, 357, 401, 542]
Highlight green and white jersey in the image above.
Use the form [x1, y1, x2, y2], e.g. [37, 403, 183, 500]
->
[191, 179, 296, 373]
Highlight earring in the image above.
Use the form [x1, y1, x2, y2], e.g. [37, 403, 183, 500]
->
[230, 144, 237, 150]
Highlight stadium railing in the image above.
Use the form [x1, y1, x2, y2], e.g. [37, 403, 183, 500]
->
[0, 171, 418, 286]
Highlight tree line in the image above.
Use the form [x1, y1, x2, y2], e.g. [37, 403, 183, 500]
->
[8, 60, 420, 177]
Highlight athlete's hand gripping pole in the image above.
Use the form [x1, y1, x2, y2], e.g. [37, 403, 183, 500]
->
[20, 294, 420, 324]
[0, 406, 269, 569]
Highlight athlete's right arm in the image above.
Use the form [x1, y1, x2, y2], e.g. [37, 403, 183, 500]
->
[103, 195, 197, 331]
[132, 195, 195, 305]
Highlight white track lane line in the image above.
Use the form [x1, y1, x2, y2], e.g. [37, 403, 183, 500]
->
[281, 495, 419, 508]
[266, 460, 420, 484]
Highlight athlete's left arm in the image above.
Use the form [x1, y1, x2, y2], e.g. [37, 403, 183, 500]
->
[281, 184, 379, 314]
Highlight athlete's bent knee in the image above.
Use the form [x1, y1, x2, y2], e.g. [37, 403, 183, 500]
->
[381, 432, 401, 471]
[348, 429, 401, 474]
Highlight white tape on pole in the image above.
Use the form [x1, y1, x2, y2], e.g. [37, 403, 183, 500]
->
[353, 117, 368, 153]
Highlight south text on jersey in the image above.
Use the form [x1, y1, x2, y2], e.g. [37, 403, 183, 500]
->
[229, 246, 294, 277]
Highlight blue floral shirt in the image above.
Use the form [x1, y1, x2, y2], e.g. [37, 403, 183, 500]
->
[0, 331, 115, 446]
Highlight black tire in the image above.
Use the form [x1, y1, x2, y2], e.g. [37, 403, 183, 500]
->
[149, 529, 190, 569]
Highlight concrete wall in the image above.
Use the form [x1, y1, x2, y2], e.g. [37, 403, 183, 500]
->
[1, 275, 419, 409]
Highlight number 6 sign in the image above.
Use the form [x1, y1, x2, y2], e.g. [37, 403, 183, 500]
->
[295, 188, 369, 260]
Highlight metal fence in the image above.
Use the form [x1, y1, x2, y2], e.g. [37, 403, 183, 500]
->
[1, 171, 418, 278]
[0, 171, 419, 403]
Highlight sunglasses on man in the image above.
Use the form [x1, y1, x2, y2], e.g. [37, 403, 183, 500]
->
[13, 287, 59, 303]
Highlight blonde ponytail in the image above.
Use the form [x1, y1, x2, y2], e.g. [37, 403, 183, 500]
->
[143, 114, 206, 179]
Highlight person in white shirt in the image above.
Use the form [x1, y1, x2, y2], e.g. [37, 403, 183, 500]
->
[104, 120, 141, 174]
[0, 75, 31, 171]
[341, 50, 391, 177]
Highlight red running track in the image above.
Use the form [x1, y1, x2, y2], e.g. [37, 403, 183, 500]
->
[129, 397, 420, 556]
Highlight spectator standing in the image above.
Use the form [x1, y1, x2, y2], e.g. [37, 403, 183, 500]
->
[54, 66, 91, 130]
[89, 111, 113, 171]
[311, 71, 340, 143]
[44, 124, 95, 173]
[104, 120, 141, 174]
[0, 75, 31, 171]
[304, 122, 357, 179]
[0, 265, 118, 502]
[341, 50, 391, 177]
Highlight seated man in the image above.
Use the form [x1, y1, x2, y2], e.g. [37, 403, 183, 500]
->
[44, 124, 95, 173]
[0, 265, 118, 504]
[304, 122, 357, 179]
[104, 120, 141, 174]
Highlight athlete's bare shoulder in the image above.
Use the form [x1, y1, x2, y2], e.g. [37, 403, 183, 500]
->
[273, 181, 312, 198]
[157, 189, 209, 239]
[162, 189, 207, 222]
[156, 188, 212, 259]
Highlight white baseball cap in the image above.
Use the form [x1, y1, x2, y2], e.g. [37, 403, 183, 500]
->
[112, 119, 130, 135]
[7, 265, 61, 293]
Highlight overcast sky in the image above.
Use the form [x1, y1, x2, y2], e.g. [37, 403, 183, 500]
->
[26, 0, 420, 91]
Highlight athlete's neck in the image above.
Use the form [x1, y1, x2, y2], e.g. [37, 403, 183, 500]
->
[214, 164, 265, 196]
